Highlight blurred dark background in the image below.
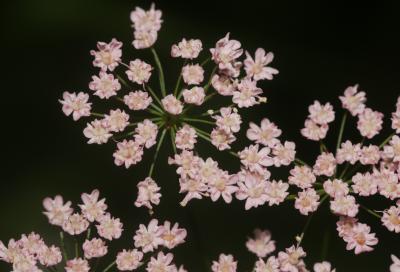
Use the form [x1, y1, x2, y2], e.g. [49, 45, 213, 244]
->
[1, 0, 400, 271]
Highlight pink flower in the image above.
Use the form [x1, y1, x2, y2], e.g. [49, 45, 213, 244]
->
[65, 258, 90, 272]
[295, 188, 320, 215]
[79, 189, 107, 222]
[313, 261, 335, 272]
[123, 91, 153, 110]
[308, 101, 335, 125]
[211, 74, 237, 96]
[254, 256, 279, 272]
[211, 127, 236, 150]
[278, 246, 307, 272]
[208, 171, 238, 203]
[383, 135, 400, 162]
[244, 48, 278, 81]
[96, 213, 123, 240]
[390, 255, 400, 272]
[344, 223, 378, 254]
[239, 144, 273, 174]
[313, 152, 337, 177]
[214, 107, 241, 133]
[246, 229, 276, 258]
[265, 180, 289, 206]
[42, 195, 73, 226]
[272, 141, 296, 166]
[375, 168, 400, 200]
[211, 254, 237, 272]
[82, 238, 107, 259]
[147, 252, 177, 272]
[62, 213, 89, 235]
[301, 119, 329, 141]
[116, 249, 143, 271]
[330, 195, 359, 217]
[351, 172, 377, 196]
[359, 145, 380, 165]
[175, 125, 197, 150]
[210, 33, 243, 76]
[90, 38, 122, 71]
[179, 176, 208, 207]
[135, 119, 158, 148]
[59, 92, 91, 121]
[323, 179, 349, 198]
[159, 221, 187, 249]
[171, 38, 203, 59]
[182, 86, 205, 105]
[382, 205, 400, 233]
[339, 84, 366, 116]
[38, 246, 62, 267]
[125, 59, 153, 84]
[289, 166, 316, 189]
[19, 232, 45, 256]
[168, 150, 200, 178]
[181, 64, 204, 85]
[197, 157, 219, 181]
[357, 108, 384, 139]
[336, 216, 358, 238]
[232, 79, 262, 108]
[162, 95, 183, 115]
[134, 177, 161, 210]
[104, 109, 129, 132]
[247, 118, 281, 147]
[132, 30, 158, 49]
[236, 174, 268, 210]
[83, 119, 112, 144]
[336, 141, 360, 165]
[133, 219, 163, 253]
[113, 139, 144, 168]
[392, 112, 400, 133]
[130, 4, 162, 33]
[0, 239, 21, 263]
[89, 71, 121, 99]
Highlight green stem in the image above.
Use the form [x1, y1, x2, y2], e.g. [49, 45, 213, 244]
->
[338, 162, 350, 179]
[149, 102, 164, 114]
[182, 117, 214, 125]
[116, 74, 130, 89]
[360, 205, 382, 219]
[151, 48, 166, 97]
[379, 132, 395, 148]
[170, 126, 177, 154]
[91, 112, 104, 118]
[86, 228, 91, 240]
[148, 129, 167, 177]
[59, 232, 68, 262]
[74, 238, 79, 258]
[336, 112, 347, 152]
[102, 261, 116, 272]
[204, 66, 218, 93]
[147, 108, 163, 116]
[145, 85, 163, 108]
[294, 158, 310, 167]
[297, 213, 314, 246]
[201, 57, 211, 66]
[173, 60, 187, 96]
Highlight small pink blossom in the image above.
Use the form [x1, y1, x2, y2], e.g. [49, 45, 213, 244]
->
[168, 150, 200, 178]
[232, 79, 262, 108]
[211, 254, 237, 272]
[265, 180, 289, 206]
[295, 188, 320, 215]
[382, 205, 400, 233]
[130, 4, 162, 33]
[210, 33, 243, 77]
[375, 168, 400, 200]
[38, 246, 62, 267]
[162, 95, 183, 115]
[89, 71, 121, 99]
[113, 140, 144, 168]
[236, 175, 268, 210]
[125, 59, 153, 85]
[82, 238, 107, 259]
[246, 229, 276, 258]
[179, 176, 208, 207]
[96, 213, 123, 240]
[357, 108, 384, 139]
[135, 119, 158, 148]
[336, 216, 358, 238]
[336, 140, 360, 165]
[313, 261, 335, 272]
[181, 64, 204, 85]
[383, 135, 400, 162]
[211, 74, 237, 96]
[359, 145, 380, 165]
[330, 195, 359, 217]
[79, 189, 107, 222]
[104, 109, 129, 132]
[301, 119, 329, 141]
[116, 249, 143, 271]
[254, 256, 279, 272]
[392, 112, 400, 133]
[352, 172, 377, 196]
[83, 119, 112, 144]
[244, 48, 278, 81]
[339, 84, 366, 116]
[313, 152, 337, 177]
[133, 219, 163, 253]
[308, 101, 335, 125]
[239, 144, 273, 174]
[42, 195, 73, 226]
[123, 91, 153, 110]
[134, 177, 161, 210]
[214, 107, 241, 133]
[208, 171, 238, 203]
[323, 179, 349, 198]
[132, 30, 158, 49]
[182, 86, 205, 105]
[90, 38, 122, 71]
[59, 92, 91, 121]
[272, 141, 296, 166]
[171, 38, 202, 59]
[65, 258, 90, 272]
[62, 213, 89, 235]
[344, 223, 378, 254]
[211, 127, 236, 150]
[159, 221, 187, 249]
[278, 246, 307, 272]
[289, 166, 316, 189]
[175, 125, 197, 150]
[147, 252, 177, 272]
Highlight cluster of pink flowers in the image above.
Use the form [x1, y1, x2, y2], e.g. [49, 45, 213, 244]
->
[0, 190, 187, 272]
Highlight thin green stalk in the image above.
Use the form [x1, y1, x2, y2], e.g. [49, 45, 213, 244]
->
[147, 108, 163, 116]
[294, 158, 310, 167]
[201, 57, 211, 66]
[338, 162, 351, 179]
[148, 129, 167, 177]
[146, 85, 163, 107]
[59, 232, 68, 262]
[360, 205, 382, 219]
[102, 261, 116, 272]
[336, 112, 347, 152]
[151, 48, 166, 97]
[116, 74, 130, 88]
[74, 238, 79, 258]
[379, 132, 395, 148]
[86, 228, 91, 240]
[173, 60, 187, 96]
[204, 92, 217, 103]
[170, 126, 177, 154]
[149, 102, 164, 114]
[297, 213, 314, 246]
[204, 66, 218, 93]
[182, 117, 215, 125]
[91, 112, 104, 118]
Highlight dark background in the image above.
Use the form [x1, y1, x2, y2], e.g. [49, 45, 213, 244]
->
[1, 0, 400, 271]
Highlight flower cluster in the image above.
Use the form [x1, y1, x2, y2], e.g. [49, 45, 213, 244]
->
[0, 190, 187, 272]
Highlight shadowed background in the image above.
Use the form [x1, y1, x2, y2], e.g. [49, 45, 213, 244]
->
[1, 0, 400, 271]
